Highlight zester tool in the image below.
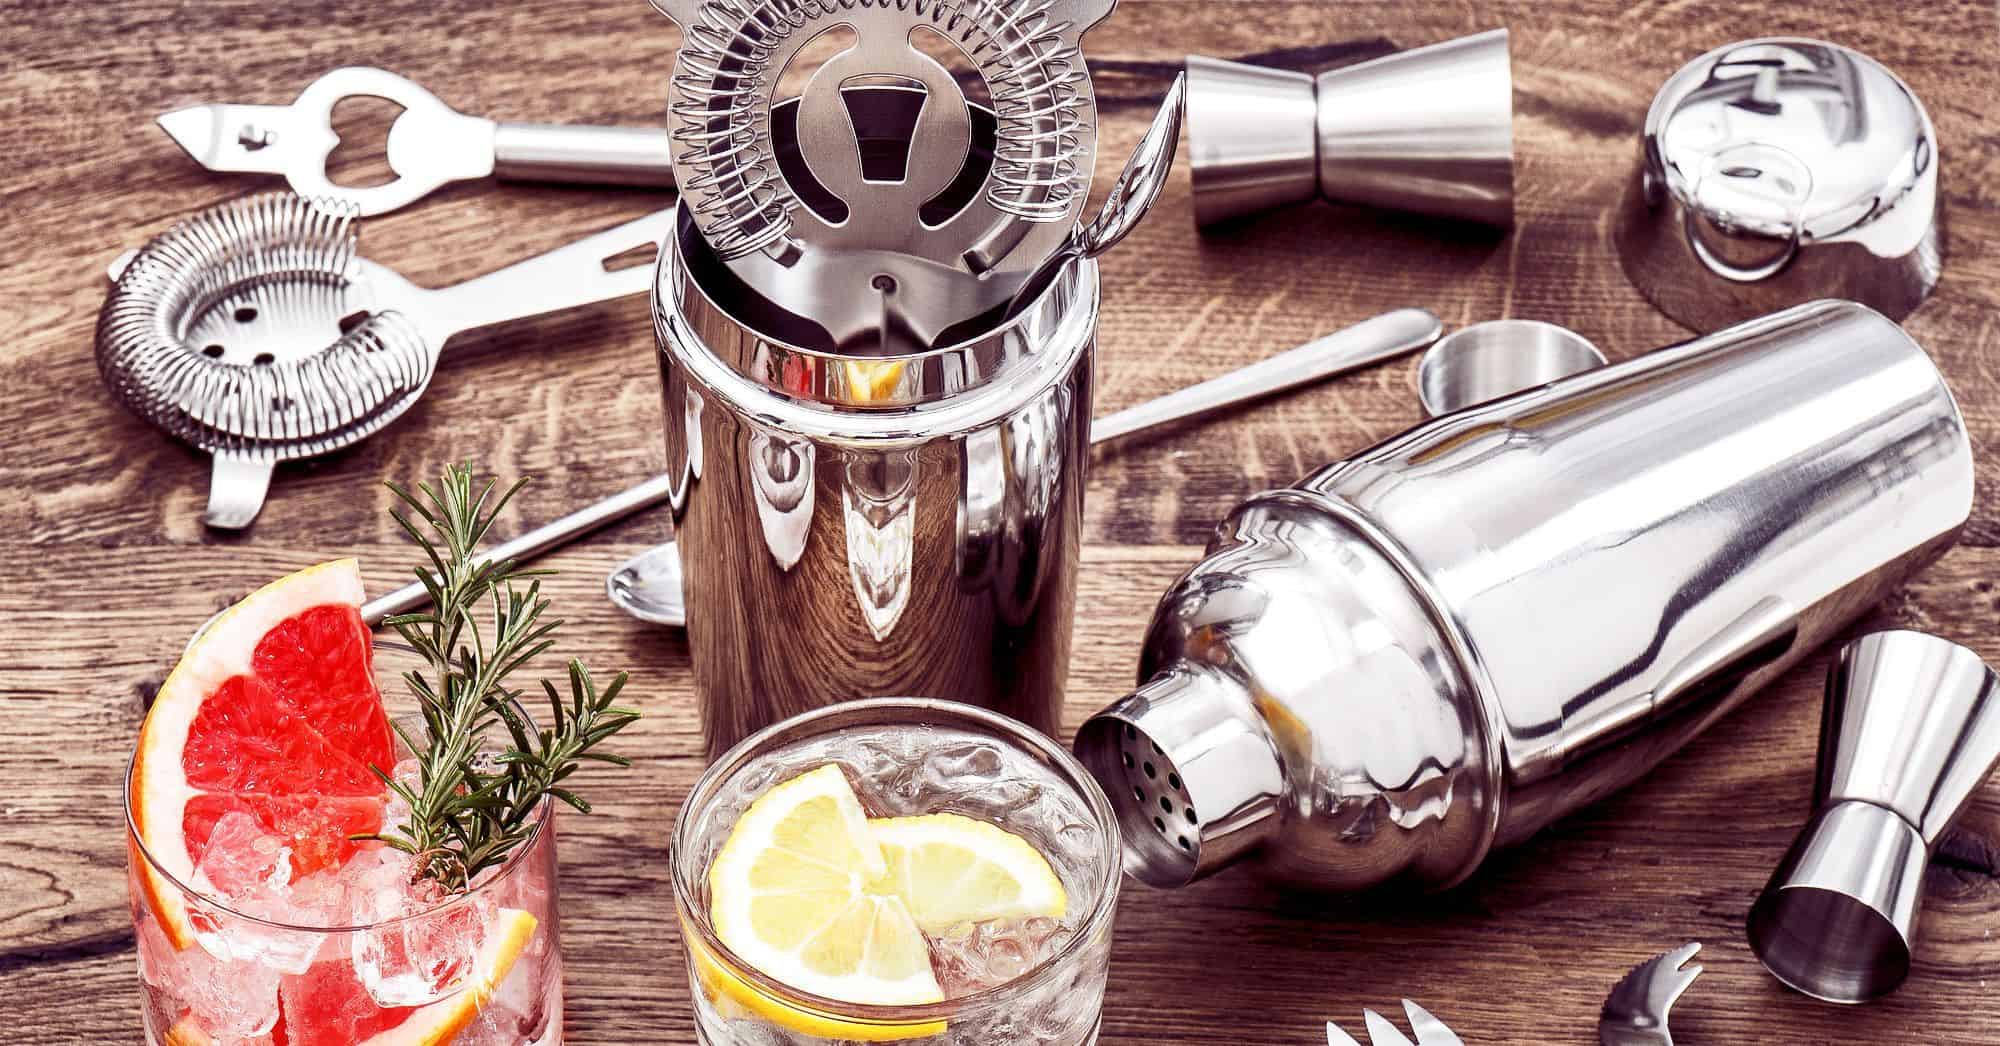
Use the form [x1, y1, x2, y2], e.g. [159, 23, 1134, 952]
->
[97, 192, 671, 529]
[651, 0, 1116, 350]
[160, 67, 677, 216]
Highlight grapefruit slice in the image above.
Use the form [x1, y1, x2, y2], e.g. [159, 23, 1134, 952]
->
[132, 558, 395, 949]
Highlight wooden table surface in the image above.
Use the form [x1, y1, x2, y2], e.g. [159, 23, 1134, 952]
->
[5, 1, 1998, 1042]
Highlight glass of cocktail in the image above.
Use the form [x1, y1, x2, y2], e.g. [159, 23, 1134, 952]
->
[126, 628, 565, 1046]
[671, 698, 1122, 1045]
[124, 470, 636, 1045]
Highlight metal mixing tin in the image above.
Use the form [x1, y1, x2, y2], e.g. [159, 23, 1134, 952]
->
[1616, 38, 1941, 331]
[657, 193, 1097, 757]
[1077, 300, 1974, 892]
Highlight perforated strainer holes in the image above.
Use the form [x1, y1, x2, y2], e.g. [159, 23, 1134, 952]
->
[233, 306, 258, 323]
[252, 352, 275, 366]
[202, 344, 225, 358]
[1116, 727, 1198, 858]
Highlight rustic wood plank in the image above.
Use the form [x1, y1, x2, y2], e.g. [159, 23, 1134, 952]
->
[3, 0, 1998, 1042]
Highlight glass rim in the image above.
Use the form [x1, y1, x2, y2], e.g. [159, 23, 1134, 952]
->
[669, 696, 1122, 1024]
[125, 637, 552, 935]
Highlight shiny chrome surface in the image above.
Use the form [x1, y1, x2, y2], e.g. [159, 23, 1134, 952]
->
[159, 67, 676, 216]
[96, 192, 669, 528]
[654, 0, 1113, 348]
[1188, 30, 1514, 229]
[1616, 39, 1941, 331]
[1416, 319, 1606, 417]
[1599, 943, 1703, 1046]
[1077, 300, 1974, 892]
[1005, 73, 1187, 317]
[1327, 1000, 1464, 1046]
[1184, 55, 1317, 227]
[609, 308, 1444, 626]
[1748, 630, 2000, 1002]
[656, 192, 1098, 758]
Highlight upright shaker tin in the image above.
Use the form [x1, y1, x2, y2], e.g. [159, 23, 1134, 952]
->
[655, 207, 1097, 758]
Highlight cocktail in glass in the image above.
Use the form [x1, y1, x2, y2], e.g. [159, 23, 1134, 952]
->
[126, 640, 565, 1045]
[671, 698, 1121, 1045]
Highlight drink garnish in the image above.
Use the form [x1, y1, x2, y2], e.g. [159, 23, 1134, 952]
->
[701, 763, 1067, 1036]
[361, 463, 641, 891]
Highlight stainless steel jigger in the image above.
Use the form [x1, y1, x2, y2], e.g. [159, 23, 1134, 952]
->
[1416, 319, 1606, 417]
[1185, 30, 1514, 229]
[1075, 300, 1973, 893]
[1748, 630, 2000, 1003]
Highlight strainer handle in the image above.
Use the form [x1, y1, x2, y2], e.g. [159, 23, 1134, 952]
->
[421, 208, 675, 337]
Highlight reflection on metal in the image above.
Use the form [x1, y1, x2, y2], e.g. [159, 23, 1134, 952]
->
[1078, 301, 1974, 893]
[750, 425, 814, 572]
[1617, 38, 1941, 330]
[842, 450, 917, 641]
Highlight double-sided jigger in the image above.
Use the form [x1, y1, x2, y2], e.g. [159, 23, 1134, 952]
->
[1185, 29, 1514, 229]
[1748, 630, 2000, 1003]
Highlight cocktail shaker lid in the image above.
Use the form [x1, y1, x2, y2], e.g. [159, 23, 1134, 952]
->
[1620, 39, 1941, 329]
[1075, 488, 1499, 891]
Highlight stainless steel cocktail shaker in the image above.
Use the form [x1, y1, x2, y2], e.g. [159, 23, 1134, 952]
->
[657, 202, 1096, 758]
[1076, 300, 1973, 892]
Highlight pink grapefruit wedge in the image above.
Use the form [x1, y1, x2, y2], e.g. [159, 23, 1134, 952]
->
[131, 558, 395, 949]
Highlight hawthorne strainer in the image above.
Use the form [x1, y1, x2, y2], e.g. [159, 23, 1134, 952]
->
[96, 193, 671, 528]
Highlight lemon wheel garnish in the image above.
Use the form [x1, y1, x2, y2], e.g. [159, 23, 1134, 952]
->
[702, 764, 1071, 1040]
[870, 814, 1067, 933]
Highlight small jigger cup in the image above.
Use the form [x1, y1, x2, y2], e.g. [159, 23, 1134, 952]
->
[1749, 630, 2000, 1003]
[1185, 29, 1514, 229]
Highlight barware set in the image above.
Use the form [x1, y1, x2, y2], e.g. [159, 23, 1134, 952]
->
[103, 1, 1995, 1042]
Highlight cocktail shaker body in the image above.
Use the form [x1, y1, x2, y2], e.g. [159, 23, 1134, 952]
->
[1078, 300, 1972, 892]
[658, 207, 1097, 759]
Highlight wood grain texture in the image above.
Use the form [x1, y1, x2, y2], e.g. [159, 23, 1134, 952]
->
[2, 1, 1997, 1043]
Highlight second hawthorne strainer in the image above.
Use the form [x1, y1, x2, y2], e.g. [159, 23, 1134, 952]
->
[97, 192, 672, 529]
[650, 0, 1115, 350]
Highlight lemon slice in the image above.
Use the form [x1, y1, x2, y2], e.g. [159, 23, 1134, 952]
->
[708, 765, 943, 1008]
[870, 814, 1067, 933]
[704, 765, 1074, 1040]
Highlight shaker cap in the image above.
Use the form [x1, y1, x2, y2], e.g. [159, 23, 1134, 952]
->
[1649, 38, 1932, 253]
[1622, 38, 1941, 330]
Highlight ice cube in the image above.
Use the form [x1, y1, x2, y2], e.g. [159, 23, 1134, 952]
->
[353, 875, 496, 1007]
[376, 758, 423, 840]
[191, 813, 292, 900]
[138, 902, 281, 1043]
[452, 947, 561, 1046]
[928, 917, 1070, 998]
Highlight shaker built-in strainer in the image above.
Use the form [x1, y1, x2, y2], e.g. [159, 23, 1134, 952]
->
[97, 193, 671, 528]
[650, 0, 1115, 350]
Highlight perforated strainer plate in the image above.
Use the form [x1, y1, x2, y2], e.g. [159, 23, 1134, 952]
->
[96, 192, 672, 529]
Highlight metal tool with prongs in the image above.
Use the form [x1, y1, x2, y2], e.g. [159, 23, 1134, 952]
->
[1328, 1000, 1465, 1046]
[159, 67, 677, 216]
[650, 0, 1115, 350]
[96, 192, 671, 529]
[1600, 943, 1703, 1045]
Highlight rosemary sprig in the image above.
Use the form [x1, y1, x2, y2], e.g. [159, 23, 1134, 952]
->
[359, 463, 640, 891]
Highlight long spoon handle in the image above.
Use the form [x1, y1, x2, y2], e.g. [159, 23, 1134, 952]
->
[1089, 308, 1443, 443]
[365, 307, 1441, 624]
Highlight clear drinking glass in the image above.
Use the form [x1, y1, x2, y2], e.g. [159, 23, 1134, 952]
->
[125, 642, 565, 1045]
[671, 698, 1122, 1045]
